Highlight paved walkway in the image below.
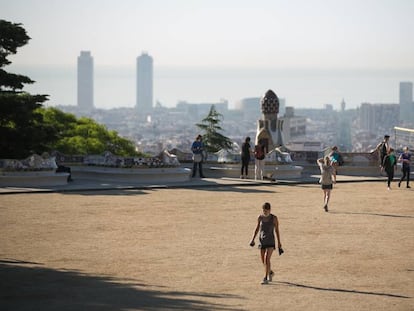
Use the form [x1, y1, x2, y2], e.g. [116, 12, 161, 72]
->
[0, 174, 385, 195]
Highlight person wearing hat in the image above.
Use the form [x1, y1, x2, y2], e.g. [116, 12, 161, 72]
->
[398, 146, 411, 188]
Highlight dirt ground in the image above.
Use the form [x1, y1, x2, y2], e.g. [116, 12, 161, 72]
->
[0, 181, 413, 311]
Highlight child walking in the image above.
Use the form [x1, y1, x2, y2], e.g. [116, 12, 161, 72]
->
[250, 202, 282, 285]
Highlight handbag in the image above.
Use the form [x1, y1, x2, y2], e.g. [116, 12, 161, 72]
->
[193, 153, 202, 163]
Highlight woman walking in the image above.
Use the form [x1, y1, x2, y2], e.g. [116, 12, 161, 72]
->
[250, 202, 282, 285]
[317, 156, 336, 212]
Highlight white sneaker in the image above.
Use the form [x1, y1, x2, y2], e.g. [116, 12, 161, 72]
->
[269, 271, 274, 282]
[261, 278, 268, 285]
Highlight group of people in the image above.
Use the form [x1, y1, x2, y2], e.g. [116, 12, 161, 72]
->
[241, 136, 266, 180]
[374, 135, 411, 190]
[192, 133, 411, 285]
[191, 134, 267, 180]
[317, 136, 411, 212]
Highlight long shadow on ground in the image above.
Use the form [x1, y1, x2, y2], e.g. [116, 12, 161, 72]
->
[329, 211, 414, 219]
[0, 260, 243, 311]
[273, 280, 411, 299]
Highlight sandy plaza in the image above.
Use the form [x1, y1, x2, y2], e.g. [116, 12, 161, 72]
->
[1, 179, 413, 310]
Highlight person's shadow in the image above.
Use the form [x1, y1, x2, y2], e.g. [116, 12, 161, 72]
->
[272, 280, 411, 299]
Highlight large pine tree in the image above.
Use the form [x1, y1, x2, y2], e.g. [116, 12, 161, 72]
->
[196, 105, 233, 154]
[0, 19, 55, 159]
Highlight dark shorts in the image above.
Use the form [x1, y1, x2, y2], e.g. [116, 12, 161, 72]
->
[260, 244, 275, 250]
[321, 184, 333, 190]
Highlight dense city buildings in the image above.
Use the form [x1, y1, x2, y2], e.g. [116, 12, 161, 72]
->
[77, 51, 94, 111]
[359, 103, 400, 133]
[136, 52, 153, 120]
[399, 81, 414, 124]
[68, 52, 414, 155]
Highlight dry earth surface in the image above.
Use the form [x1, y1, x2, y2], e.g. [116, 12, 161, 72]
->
[1, 181, 413, 310]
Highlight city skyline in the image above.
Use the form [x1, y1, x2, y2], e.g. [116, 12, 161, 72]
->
[136, 52, 153, 117]
[3, 0, 414, 110]
[10, 63, 413, 111]
[77, 51, 94, 110]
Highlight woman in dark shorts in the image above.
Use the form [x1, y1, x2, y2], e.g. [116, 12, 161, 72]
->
[249, 202, 282, 285]
[317, 156, 336, 212]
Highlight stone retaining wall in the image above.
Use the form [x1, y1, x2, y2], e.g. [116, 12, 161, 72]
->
[0, 171, 69, 187]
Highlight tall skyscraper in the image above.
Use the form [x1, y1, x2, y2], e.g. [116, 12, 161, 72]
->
[136, 52, 153, 118]
[77, 51, 94, 110]
[399, 81, 413, 123]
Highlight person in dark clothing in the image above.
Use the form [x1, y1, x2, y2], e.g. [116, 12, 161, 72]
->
[249, 202, 282, 285]
[373, 135, 390, 169]
[240, 136, 252, 179]
[56, 165, 73, 182]
[398, 146, 411, 188]
[382, 148, 397, 190]
[191, 134, 205, 178]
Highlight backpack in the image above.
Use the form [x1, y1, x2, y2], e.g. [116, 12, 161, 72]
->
[255, 145, 265, 160]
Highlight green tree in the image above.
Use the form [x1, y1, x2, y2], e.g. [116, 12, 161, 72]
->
[0, 20, 138, 158]
[196, 105, 233, 154]
[0, 19, 55, 158]
[39, 107, 139, 156]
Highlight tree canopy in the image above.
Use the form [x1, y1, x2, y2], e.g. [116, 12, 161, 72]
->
[39, 107, 138, 156]
[0, 19, 138, 158]
[0, 20, 52, 158]
[196, 105, 233, 154]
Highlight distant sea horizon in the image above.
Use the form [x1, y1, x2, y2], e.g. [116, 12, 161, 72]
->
[8, 65, 414, 111]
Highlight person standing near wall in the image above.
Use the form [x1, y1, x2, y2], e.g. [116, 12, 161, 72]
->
[382, 148, 397, 190]
[329, 146, 343, 182]
[240, 137, 252, 179]
[398, 146, 411, 188]
[254, 142, 265, 180]
[191, 134, 205, 178]
[373, 135, 390, 169]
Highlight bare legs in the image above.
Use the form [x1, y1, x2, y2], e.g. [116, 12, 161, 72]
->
[332, 163, 338, 182]
[323, 189, 331, 211]
[260, 248, 274, 282]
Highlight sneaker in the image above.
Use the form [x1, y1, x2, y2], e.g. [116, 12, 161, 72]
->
[269, 271, 274, 282]
[261, 278, 268, 285]
[387, 187, 391, 191]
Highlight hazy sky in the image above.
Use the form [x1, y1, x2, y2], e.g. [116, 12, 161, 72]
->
[3, 0, 414, 70]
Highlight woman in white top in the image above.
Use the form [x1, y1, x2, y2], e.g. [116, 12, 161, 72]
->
[317, 156, 336, 212]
